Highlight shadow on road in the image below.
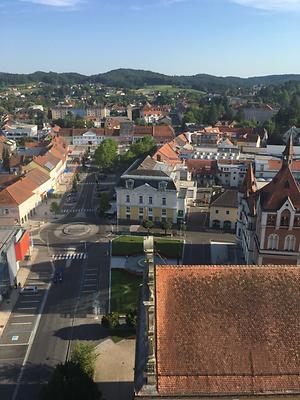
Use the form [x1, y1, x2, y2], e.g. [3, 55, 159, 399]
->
[54, 324, 108, 341]
[97, 381, 133, 400]
[0, 362, 54, 400]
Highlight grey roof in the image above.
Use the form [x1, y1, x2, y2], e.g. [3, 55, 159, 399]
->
[210, 189, 238, 208]
[118, 177, 176, 191]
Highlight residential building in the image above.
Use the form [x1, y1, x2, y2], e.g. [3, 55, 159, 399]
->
[0, 135, 17, 154]
[217, 160, 248, 187]
[0, 168, 51, 225]
[133, 125, 175, 144]
[5, 123, 38, 139]
[135, 260, 300, 399]
[186, 159, 217, 187]
[0, 227, 30, 303]
[237, 136, 300, 264]
[140, 103, 164, 124]
[241, 104, 279, 125]
[24, 137, 68, 191]
[209, 189, 238, 230]
[116, 156, 196, 224]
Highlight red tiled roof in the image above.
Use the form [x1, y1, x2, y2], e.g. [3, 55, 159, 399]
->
[186, 159, 217, 174]
[153, 125, 175, 138]
[268, 160, 300, 172]
[156, 265, 300, 397]
[259, 165, 300, 211]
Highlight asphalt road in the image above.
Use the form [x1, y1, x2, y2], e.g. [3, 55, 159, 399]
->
[0, 170, 111, 400]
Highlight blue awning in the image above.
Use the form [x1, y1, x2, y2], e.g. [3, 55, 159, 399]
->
[64, 168, 71, 173]
[48, 189, 54, 193]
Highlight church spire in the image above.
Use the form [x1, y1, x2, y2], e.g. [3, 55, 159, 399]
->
[243, 163, 257, 197]
[282, 133, 294, 167]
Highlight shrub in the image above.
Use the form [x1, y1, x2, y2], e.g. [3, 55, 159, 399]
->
[101, 312, 120, 329]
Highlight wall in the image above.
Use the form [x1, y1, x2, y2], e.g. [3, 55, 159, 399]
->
[209, 206, 238, 230]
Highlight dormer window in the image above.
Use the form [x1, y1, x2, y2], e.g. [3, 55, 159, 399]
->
[126, 179, 134, 190]
[158, 181, 167, 191]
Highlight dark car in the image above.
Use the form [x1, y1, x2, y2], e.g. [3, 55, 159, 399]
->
[53, 270, 63, 283]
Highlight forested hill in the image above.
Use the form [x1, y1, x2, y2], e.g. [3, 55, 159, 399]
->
[1, 68, 300, 91]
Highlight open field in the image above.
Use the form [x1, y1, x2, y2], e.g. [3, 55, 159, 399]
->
[135, 85, 205, 96]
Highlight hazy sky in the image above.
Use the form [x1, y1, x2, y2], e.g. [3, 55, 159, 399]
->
[1, 0, 300, 77]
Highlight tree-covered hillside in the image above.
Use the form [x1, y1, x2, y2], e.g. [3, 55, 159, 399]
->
[2, 68, 300, 92]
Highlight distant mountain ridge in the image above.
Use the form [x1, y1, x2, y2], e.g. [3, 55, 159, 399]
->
[1, 68, 300, 91]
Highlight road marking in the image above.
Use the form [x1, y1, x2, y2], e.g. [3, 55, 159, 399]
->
[81, 290, 94, 293]
[83, 284, 97, 287]
[0, 343, 29, 347]
[12, 260, 55, 400]
[84, 278, 96, 281]
[19, 300, 40, 304]
[13, 314, 35, 318]
[16, 307, 36, 310]
[11, 322, 33, 325]
[27, 282, 46, 286]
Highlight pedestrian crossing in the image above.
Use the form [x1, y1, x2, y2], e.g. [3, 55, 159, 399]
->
[78, 182, 95, 185]
[52, 253, 87, 260]
[61, 208, 97, 214]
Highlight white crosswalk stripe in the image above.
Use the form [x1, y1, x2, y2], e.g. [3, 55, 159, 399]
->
[78, 182, 95, 185]
[61, 209, 97, 214]
[52, 253, 87, 260]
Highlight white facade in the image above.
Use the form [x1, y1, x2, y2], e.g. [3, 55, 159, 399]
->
[217, 162, 248, 187]
[5, 124, 38, 139]
[72, 132, 104, 146]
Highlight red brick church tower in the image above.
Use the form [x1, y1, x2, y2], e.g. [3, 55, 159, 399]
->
[237, 135, 300, 265]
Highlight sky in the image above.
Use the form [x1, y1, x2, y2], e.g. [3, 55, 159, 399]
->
[1, 0, 300, 77]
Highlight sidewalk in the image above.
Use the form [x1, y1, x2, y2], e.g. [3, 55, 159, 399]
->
[0, 245, 39, 338]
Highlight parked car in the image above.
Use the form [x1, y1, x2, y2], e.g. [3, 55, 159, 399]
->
[53, 270, 63, 283]
[21, 285, 38, 294]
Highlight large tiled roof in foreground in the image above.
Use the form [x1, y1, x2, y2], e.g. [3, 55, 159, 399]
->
[155, 265, 300, 397]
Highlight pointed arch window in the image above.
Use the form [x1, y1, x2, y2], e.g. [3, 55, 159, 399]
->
[280, 210, 290, 227]
[267, 234, 279, 250]
[284, 235, 296, 251]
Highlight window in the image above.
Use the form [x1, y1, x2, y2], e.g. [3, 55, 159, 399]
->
[149, 196, 153, 205]
[139, 207, 144, 215]
[267, 214, 276, 226]
[280, 210, 290, 227]
[139, 196, 143, 204]
[162, 198, 166, 206]
[126, 195, 130, 203]
[162, 209, 167, 216]
[267, 234, 279, 250]
[284, 235, 296, 251]
[226, 210, 230, 215]
[126, 206, 130, 213]
[126, 214, 130, 220]
[148, 207, 153, 214]
[215, 210, 219, 214]
[159, 181, 168, 191]
[125, 179, 134, 189]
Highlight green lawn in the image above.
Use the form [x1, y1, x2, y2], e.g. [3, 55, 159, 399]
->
[110, 270, 142, 314]
[112, 235, 183, 258]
